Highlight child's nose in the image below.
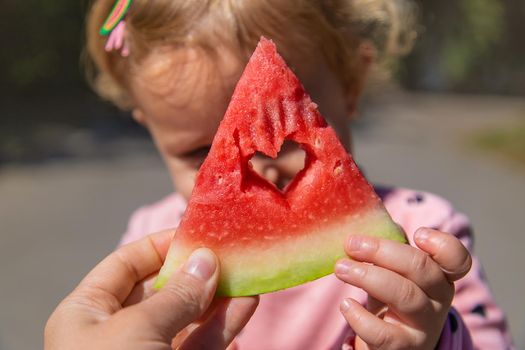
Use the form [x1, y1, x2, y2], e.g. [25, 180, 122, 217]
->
[251, 160, 287, 189]
[264, 164, 291, 190]
[263, 166, 280, 185]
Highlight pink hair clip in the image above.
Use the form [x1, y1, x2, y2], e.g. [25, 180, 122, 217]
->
[104, 21, 130, 57]
[100, 0, 133, 57]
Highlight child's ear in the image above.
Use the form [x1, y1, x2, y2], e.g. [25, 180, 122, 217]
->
[132, 108, 148, 126]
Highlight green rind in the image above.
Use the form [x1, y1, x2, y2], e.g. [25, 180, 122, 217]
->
[217, 219, 404, 296]
[154, 209, 405, 296]
[153, 272, 171, 291]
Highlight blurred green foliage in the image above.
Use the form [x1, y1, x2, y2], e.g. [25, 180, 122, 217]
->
[471, 119, 525, 165]
[443, 0, 504, 83]
[401, 0, 525, 94]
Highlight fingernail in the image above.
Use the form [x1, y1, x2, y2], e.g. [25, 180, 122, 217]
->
[347, 236, 375, 252]
[335, 260, 351, 275]
[335, 259, 365, 277]
[415, 228, 430, 243]
[184, 248, 217, 281]
[341, 298, 352, 312]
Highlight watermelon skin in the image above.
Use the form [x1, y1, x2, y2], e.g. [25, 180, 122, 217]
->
[154, 38, 405, 296]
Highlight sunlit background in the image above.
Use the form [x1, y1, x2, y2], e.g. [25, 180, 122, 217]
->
[1, 1, 524, 349]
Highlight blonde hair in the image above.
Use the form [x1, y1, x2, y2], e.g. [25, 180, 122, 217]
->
[85, 0, 417, 110]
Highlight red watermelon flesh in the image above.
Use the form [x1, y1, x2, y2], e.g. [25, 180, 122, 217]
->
[154, 38, 405, 296]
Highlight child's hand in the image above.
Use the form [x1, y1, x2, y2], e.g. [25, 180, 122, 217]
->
[335, 228, 472, 350]
[45, 230, 258, 350]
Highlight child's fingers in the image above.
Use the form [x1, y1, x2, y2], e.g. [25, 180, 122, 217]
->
[414, 228, 472, 282]
[335, 259, 434, 327]
[344, 235, 452, 302]
[178, 297, 259, 350]
[340, 298, 411, 350]
[367, 295, 387, 318]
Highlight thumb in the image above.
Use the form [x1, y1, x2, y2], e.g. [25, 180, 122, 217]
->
[117, 248, 219, 342]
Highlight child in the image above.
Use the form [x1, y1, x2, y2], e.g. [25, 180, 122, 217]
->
[85, 0, 514, 348]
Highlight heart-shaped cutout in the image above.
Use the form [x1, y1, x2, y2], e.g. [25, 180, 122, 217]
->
[249, 140, 306, 192]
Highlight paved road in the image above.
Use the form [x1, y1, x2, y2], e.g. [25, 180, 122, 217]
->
[0, 92, 524, 349]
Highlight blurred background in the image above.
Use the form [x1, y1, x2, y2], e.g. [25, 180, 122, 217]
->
[1, 0, 524, 349]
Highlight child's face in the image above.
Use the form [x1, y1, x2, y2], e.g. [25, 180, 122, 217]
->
[130, 47, 354, 200]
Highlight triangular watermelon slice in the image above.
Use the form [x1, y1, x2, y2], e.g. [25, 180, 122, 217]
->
[154, 38, 405, 296]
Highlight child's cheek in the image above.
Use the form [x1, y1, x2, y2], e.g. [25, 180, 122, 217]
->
[167, 159, 200, 200]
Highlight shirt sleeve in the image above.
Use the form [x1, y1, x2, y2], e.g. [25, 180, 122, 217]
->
[382, 188, 515, 349]
[444, 211, 515, 349]
[435, 308, 474, 349]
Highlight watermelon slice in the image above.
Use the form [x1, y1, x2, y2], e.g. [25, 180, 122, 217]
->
[154, 38, 405, 296]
